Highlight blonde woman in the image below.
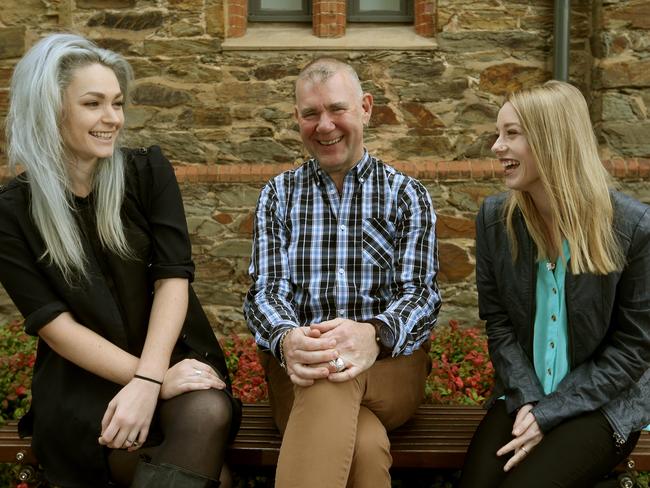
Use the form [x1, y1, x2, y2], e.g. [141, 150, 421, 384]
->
[459, 81, 649, 487]
[0, 34, 240, 487]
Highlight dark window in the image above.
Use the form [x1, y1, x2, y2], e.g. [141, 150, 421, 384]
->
[348, 0, 413, 22]
[248, 0, 311, 22]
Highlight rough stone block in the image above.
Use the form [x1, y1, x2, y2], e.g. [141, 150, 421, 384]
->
[392, 135, 452, 157]
[388, 58, 445, 83]
[252, 63, 300, 81]
[603, 1, 650, 30]
[192, 107, 232, 127]
[0, 27, 25, 60]
[170, 20, 204, 37]
[77, 0, 135, 7]
[131, 83, 192, 108]
[398, 79, 469, 102]
[400, 102, 445, 129]
[0, 89, 8, 117]
[143, 39, 221, 57]
[479, 63, 549, 96]
[601, 92, 644, 121]
[209, 239, 253, 258]
[370, 105, 399, 127]
[600, 59, 650, 88]
[438, 31, 548, 53]
[438, 242, 473, 282]
[601, 121, 650, 157]
[437, 214, 476, 239]
[87, 10, 164, 30]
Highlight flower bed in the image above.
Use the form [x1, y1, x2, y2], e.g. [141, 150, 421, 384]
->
[2, 318, 646, 488]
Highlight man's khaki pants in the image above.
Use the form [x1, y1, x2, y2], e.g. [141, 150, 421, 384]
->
[259, 348, 430, 488]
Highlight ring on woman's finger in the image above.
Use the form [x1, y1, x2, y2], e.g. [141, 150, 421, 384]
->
[131, 440, 140, 448]
[194, 368, 202, 376]
[521, 446, 529, 455]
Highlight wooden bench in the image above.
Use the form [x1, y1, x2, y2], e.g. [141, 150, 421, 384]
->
[2, 404, 649, 484]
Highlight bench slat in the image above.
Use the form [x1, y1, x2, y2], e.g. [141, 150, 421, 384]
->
[2, 404, 649, 472]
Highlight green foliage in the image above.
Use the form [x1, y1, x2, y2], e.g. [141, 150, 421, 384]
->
[219, 334, 268, 403]
[0, 320, 36, 424]
[425, 320, 494, 406]
[1, 318, 647, 488]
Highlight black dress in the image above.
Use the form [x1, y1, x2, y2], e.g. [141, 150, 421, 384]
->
[0, 146, 240, 488]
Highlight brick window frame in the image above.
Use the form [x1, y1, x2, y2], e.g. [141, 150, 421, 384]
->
[226, 0, 435, 39]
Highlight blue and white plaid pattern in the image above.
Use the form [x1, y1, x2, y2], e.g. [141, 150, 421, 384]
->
[244, 152, 441, 360]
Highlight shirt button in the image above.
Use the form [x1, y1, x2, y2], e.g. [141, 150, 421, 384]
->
[550, 341, 555, 349]
[551, 314, 557, 321]
[338, 268, 344, 274]
[339, 224, 346, 231]
[359, 177, 365, 183]
[338, 310, 345, 316]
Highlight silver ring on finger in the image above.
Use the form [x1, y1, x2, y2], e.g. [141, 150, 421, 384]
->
[194, 368, 202, 376]
[131, 440, 140, 448]
[521, 446, 529, 455]
[329, 357, 346, 373]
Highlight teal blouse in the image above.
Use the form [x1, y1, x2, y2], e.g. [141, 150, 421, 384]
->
[533, 240, 571, 394]
[534, 241, 649, 431]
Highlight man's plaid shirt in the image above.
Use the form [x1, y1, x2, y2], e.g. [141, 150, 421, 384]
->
[244, 152, 441, 360]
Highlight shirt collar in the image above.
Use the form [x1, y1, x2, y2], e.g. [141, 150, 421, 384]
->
[310, 149, 374, 186]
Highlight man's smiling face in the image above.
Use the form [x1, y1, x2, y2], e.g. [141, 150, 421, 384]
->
[294, 70, 372, 181]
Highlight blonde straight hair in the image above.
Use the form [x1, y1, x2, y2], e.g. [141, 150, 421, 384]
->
[6, 33, 134, 283]
[504, 80, 624, 275]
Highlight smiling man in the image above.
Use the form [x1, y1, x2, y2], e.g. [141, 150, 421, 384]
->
[244, 58, 441, 488]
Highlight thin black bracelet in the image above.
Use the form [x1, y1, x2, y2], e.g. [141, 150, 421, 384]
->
[133, 374, 163, 386]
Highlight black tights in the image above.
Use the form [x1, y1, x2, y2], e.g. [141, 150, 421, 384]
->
[459, 400, 641, 488]
[108, 388, 233, 486]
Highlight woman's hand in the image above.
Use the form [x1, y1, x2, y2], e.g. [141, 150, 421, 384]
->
[98, 377, 160, 451]
[497, 403, 544, 471]
[160, 358, 226, 400]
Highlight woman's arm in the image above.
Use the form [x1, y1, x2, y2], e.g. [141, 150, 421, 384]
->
[38, 278, 188, 384]
[134, 277, 188, 381]
[38, 312, 138, 384]
[476, 199, 545, 412]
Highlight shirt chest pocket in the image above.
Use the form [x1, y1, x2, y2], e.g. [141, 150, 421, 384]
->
[362, 217, 395, 269]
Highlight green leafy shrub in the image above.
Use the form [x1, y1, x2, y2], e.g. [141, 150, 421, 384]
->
[0, 319, 35, 424]
[1, 318, 647, 488]
[219, 334, 268, 403]
[425, 320, 494, 405]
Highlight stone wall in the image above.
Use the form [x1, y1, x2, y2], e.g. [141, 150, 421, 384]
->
[0, 1, 649, 333]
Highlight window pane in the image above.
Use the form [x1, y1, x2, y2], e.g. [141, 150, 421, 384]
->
[260, 0, 303, 9]
[359, 0, 401, 11]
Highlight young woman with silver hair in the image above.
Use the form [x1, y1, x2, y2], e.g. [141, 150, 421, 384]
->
[459, 80, 650, 487]
[0, 33, 240, 487]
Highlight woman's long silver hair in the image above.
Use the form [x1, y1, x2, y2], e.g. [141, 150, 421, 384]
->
[6, 33, 134, 282]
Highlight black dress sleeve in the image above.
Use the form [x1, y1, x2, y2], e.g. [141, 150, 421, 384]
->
[127, 146, 195, 283]
[0, 182, 69, 335]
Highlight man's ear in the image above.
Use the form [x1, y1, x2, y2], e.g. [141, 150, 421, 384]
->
[361, 93, 373, 125]
[294, 105, 299, 121]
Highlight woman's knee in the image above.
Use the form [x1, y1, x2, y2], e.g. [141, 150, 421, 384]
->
[163, 388, 233, 436]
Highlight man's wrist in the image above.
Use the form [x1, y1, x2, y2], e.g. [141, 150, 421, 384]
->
[277, 329, 291, 370]
[367, 318, 394, 360]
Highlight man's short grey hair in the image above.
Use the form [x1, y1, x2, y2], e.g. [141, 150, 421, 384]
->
[7, 33, 134, 283]
[295, 58, 364, 100]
